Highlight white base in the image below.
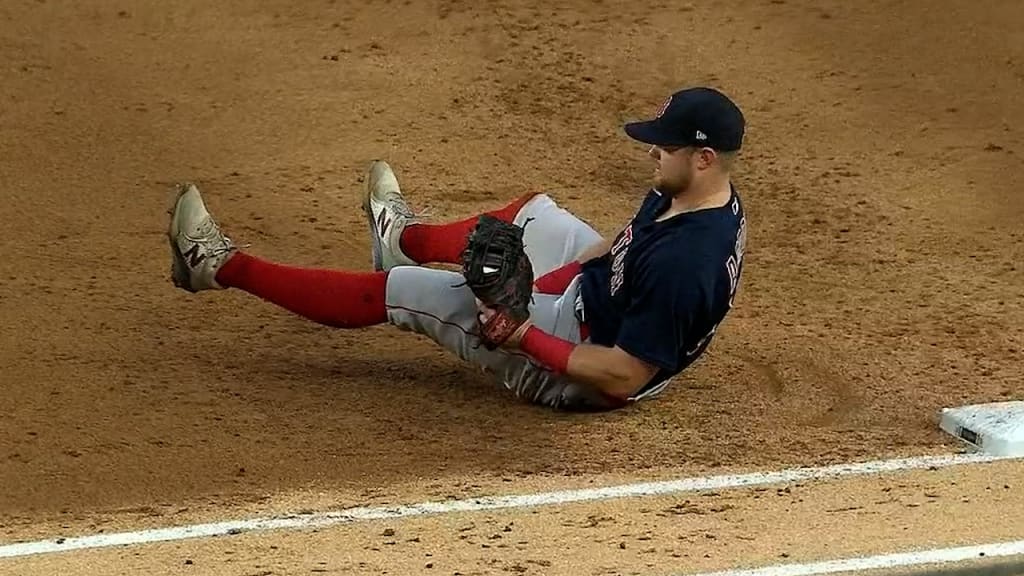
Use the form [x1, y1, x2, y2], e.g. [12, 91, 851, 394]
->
[939, 401, 1024, 456]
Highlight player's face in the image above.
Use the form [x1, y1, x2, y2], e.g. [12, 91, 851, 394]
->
[648, 145, 696, 195]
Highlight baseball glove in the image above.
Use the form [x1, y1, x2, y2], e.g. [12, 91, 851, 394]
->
[459, 214, 534, 350]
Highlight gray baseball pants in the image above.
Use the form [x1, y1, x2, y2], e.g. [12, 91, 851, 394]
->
[384, 194, 618, 411]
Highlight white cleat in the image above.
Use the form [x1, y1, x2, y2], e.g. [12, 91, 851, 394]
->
[362, 160, 419, 271]
[167, 183, 237, 292]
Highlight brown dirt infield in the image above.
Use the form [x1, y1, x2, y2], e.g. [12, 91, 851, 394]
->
[1, 0, 1022, 574]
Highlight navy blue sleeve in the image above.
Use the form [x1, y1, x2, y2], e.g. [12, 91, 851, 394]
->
[614, 253, 702, 372]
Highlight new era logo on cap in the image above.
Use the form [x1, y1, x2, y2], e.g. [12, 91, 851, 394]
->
[696, 130, 707, 141]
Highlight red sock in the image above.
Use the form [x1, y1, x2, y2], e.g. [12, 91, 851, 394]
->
[215, 252, 388, 328]
[534, 261, 582, 295]
[400, 193, 538, 265]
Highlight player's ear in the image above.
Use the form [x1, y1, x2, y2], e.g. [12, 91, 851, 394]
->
[696, 147, 716, 169]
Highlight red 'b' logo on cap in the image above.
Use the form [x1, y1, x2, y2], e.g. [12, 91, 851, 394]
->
[655, 96, 672, 119]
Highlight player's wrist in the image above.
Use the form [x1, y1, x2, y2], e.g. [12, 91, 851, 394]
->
[519, 325, 575, 373]
[502, 319, 533, 349]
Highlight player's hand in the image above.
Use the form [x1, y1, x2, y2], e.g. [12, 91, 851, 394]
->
[477, 302, 532, 349]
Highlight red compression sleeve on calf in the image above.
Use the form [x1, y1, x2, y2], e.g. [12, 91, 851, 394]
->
[215, 252, 388, 328]
[534, 261, 582, 294]
[519, 326, 576, 374]
[400, 193, 537, 265]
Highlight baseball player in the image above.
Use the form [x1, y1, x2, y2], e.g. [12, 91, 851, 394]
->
[168, 86, 747, 412]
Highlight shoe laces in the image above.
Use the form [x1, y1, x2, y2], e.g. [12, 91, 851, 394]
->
[192, 217, 236, 254]
[385, 191, 430, 222]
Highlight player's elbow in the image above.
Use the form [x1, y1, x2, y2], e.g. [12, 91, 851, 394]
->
[603, 348, 659, 401]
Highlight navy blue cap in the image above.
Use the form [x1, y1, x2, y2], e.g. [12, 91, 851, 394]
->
[624, 87, 745, 151]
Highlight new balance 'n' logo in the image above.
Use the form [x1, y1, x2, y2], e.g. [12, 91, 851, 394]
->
[377, 209, 392, 237]
[183, 244, 205, 267]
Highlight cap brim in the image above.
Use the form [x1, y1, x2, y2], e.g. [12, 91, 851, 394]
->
[623, 120, 684, 146]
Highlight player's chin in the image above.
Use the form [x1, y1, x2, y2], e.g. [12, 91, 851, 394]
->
[654, 177, 680, 195]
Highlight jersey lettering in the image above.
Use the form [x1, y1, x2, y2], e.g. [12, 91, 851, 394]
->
[688, 203, 746, 356]
[728, 215, 747, 306]
[609, 224, 633, 297]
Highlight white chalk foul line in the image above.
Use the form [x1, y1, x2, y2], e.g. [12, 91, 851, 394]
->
[682, 539, 1024, 576]
[0, 451, 1017, 559]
